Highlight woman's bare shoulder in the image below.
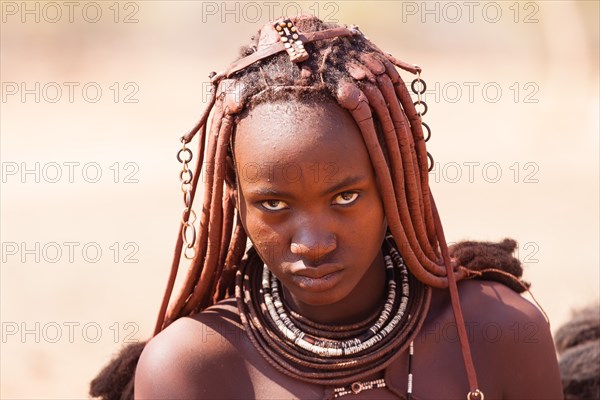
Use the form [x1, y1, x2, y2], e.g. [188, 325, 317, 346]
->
[458, 279, 545, 320]
[453, 279, 554, 355]
[429, 279, 547, 329]
[134, 298, 251, 399]
[457, 279, 563, 399]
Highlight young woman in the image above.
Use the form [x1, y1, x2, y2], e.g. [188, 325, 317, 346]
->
[91, 14, 563, 400]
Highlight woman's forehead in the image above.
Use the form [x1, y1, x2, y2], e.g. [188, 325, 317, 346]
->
[234, 100, 360, 153]
[232, 100, 372, 183]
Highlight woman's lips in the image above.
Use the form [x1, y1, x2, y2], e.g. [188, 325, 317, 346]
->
[289, 263, 344, 292]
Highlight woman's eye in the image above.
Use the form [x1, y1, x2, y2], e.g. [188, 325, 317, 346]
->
[261, 200, 288, 211]
[333, 192, 359, 205]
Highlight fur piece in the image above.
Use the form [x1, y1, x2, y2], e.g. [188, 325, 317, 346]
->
[555, 304, 600, 400]
[89, 341, 146, 400]
[449, 239, 530, 293]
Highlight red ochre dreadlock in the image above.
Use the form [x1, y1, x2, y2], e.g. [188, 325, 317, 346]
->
[90, 14, 529, 400]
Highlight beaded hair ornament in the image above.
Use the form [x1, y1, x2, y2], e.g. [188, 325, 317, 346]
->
[166, 16, 486, 400]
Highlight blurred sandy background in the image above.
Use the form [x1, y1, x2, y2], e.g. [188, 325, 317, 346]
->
[1, 1, 598, 398]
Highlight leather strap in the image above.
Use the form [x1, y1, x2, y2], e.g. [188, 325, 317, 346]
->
[430, 192, 481, 396]
[214, 27, 358, 82]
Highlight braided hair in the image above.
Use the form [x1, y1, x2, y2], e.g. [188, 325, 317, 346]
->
[90, 14, 527, 400]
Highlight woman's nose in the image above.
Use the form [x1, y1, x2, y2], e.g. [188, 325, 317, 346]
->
[290, 224, 337, 264]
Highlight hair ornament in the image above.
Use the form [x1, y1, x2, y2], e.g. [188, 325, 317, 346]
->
[274, 18, 309, 63]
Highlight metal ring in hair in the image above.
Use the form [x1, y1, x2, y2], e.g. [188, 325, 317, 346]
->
[422, 121, 431, 142]
[411, 78, 426, 95]
[177, 147, 193, 163]
[427, 151, 434, 172]
[414, 100, 428, 116]
[179, 169, 193, 185]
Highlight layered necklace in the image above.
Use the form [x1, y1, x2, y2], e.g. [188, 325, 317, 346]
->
[235, 237, 430, 398]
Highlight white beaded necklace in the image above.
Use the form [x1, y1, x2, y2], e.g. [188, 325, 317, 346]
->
[235, 236, 431, 393]
[261, 246, 410, 357]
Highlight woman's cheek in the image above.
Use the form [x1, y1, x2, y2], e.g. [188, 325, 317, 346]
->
[245, 218, 284, 264]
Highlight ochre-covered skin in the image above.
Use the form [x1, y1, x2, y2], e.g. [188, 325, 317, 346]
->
[89, 14, 563, 400]
[134, 283, 561, 399]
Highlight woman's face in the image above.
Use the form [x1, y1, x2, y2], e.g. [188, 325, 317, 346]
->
[233, 100, 387, 312]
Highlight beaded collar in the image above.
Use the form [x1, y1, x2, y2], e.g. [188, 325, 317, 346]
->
[235, 237, 431, 397]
